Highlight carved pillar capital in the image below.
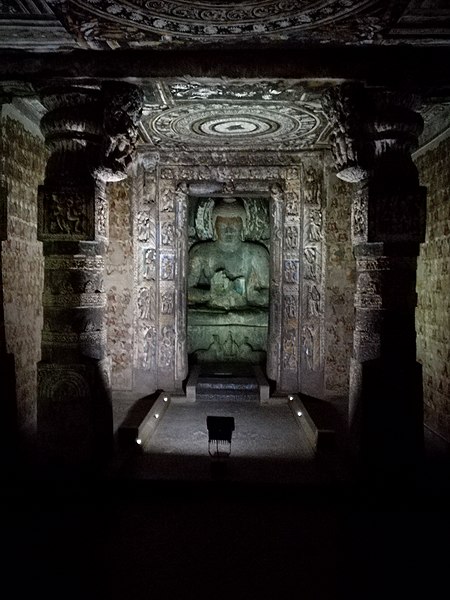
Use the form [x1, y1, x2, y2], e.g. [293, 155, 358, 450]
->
[38, 84, 103, 185]
[322, 83, 368, 183]
[38, 81, 143, 186]
[323, 84, 424, 188]
[94, 81, 144, 183]
[366, 89, 424, 187]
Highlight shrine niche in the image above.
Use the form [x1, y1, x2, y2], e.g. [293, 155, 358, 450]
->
[187, 196, 270, 364]
[126, 154, 330, 396]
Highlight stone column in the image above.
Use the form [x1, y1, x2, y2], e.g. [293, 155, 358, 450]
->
[323, 85, 426, 474]
[0, 109, 17, 461]
[37, 82, 142, 467]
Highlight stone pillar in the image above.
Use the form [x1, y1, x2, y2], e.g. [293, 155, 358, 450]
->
[37, 82, 142, 467]
[323, 85, 426, 474]
[0, 111, 17, 461]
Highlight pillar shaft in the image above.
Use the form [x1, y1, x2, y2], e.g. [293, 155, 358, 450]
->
[37, 82, 142, 467]
[323, 85, 426, 473]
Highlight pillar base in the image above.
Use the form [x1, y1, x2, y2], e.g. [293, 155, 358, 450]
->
[349, 357, 423, 477]
[37, 359, 113, 470]
[0, 353, 18, 469]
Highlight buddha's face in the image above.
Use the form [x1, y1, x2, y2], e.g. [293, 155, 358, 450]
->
[215, 216, 243, 244]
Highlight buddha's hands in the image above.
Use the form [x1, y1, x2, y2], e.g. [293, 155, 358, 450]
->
[211, 270, 232, 294]
[209, 270, 247, 310]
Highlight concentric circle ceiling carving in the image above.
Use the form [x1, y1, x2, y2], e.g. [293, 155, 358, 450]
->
[68, 0, 387, 46]
[143, 101, 326, 149]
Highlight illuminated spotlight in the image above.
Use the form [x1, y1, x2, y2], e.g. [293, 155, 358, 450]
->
[288, 396, 294, 401]
[163, 397, 168, 402]
[297, 411, 303, 417]
[136, 438, 142, 445]
[154, 413, 159, 419]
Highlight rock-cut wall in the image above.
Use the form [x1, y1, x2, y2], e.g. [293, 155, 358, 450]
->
[0, 105, 46, 440]
[416, 133, 450, 442]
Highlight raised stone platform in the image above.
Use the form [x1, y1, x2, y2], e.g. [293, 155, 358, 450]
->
[186, 362, 270, 403]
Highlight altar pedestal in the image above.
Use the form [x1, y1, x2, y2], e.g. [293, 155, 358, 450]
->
[187, 308, 268, 364]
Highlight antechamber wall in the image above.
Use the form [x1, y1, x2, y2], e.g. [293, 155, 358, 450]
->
[104, 149, 356, 403]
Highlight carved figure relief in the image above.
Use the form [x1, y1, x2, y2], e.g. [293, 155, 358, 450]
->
[285, 225, 299, 250]
[302, 325, 318, 371]
[303, 166, 321, 205]
[50, 194, 85, 235]
[137, 211, 150, 242]
[138, 287, 155, 321]
[194, 332, 265, 364]
[282, 330, 298, 370]
[270, 185, 283, 243]
[283, 294, 297, 320]
[321, 83, 367, 182]
[304, 247, 320, 281]
[244, 198, 270, 242]
[194, 198, 215, 240]
[143, 248, 156, 281]
[96, 194, 108, 237]
[161, 291, 174, 315]
[161, 221, 175, 246]
[97, 82, 144, 182]
[161, 255, 175, 280]
[142, 326, 156, 369]
[285, 192, 299, 216]
[285, 168, 299, 179]
[353, 189, 367, 239]
[160, 189, 174, 213]
[307, 284, 321, 317]
[305, 209, 322, 242]
[176, 186, 188, 235]
[160, 325, 175, 368]
[284, 259, 299, 284]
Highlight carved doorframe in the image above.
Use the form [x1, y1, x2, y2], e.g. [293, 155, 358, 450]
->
[133, 156, 326, 395]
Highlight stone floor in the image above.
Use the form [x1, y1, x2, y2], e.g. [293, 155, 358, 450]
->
[2, 397, 449, 600]
[113, 396, 351, 485]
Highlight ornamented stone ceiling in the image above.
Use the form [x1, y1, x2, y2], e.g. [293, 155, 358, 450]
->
[1, 1, 449, 51]
[139, 79, 330, 150]
[0, 1, 449, 151]
[54, 0, 450, 49]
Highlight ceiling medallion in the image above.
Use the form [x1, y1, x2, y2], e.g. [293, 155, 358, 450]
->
[148, 103, 320, 146]
[71, 0, 380, 38]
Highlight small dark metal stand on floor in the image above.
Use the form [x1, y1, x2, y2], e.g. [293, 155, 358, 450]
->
[206, 416, 235, 458]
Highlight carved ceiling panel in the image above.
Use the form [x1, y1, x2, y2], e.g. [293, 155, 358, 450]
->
[60, 0, 417, 48]
[139, 78, 330, 150]
[1, 1, 449, 52]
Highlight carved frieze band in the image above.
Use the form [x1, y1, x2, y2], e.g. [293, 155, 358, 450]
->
[267, 183, 284, 382]
[134, 161, 158, 372]
[299, 163, 325, 375]
[353, 251, 418, 362]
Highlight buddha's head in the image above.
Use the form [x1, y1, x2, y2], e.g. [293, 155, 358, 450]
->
[212, 199, 246, 244]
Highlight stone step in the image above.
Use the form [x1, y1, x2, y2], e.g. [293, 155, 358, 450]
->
[196, 390, 260, 403]
[185, 363, 269, 403]
[196, 377, 259, 391]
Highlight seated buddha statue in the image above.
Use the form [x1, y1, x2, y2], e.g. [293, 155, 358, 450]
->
[188, 198, 269, 312]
